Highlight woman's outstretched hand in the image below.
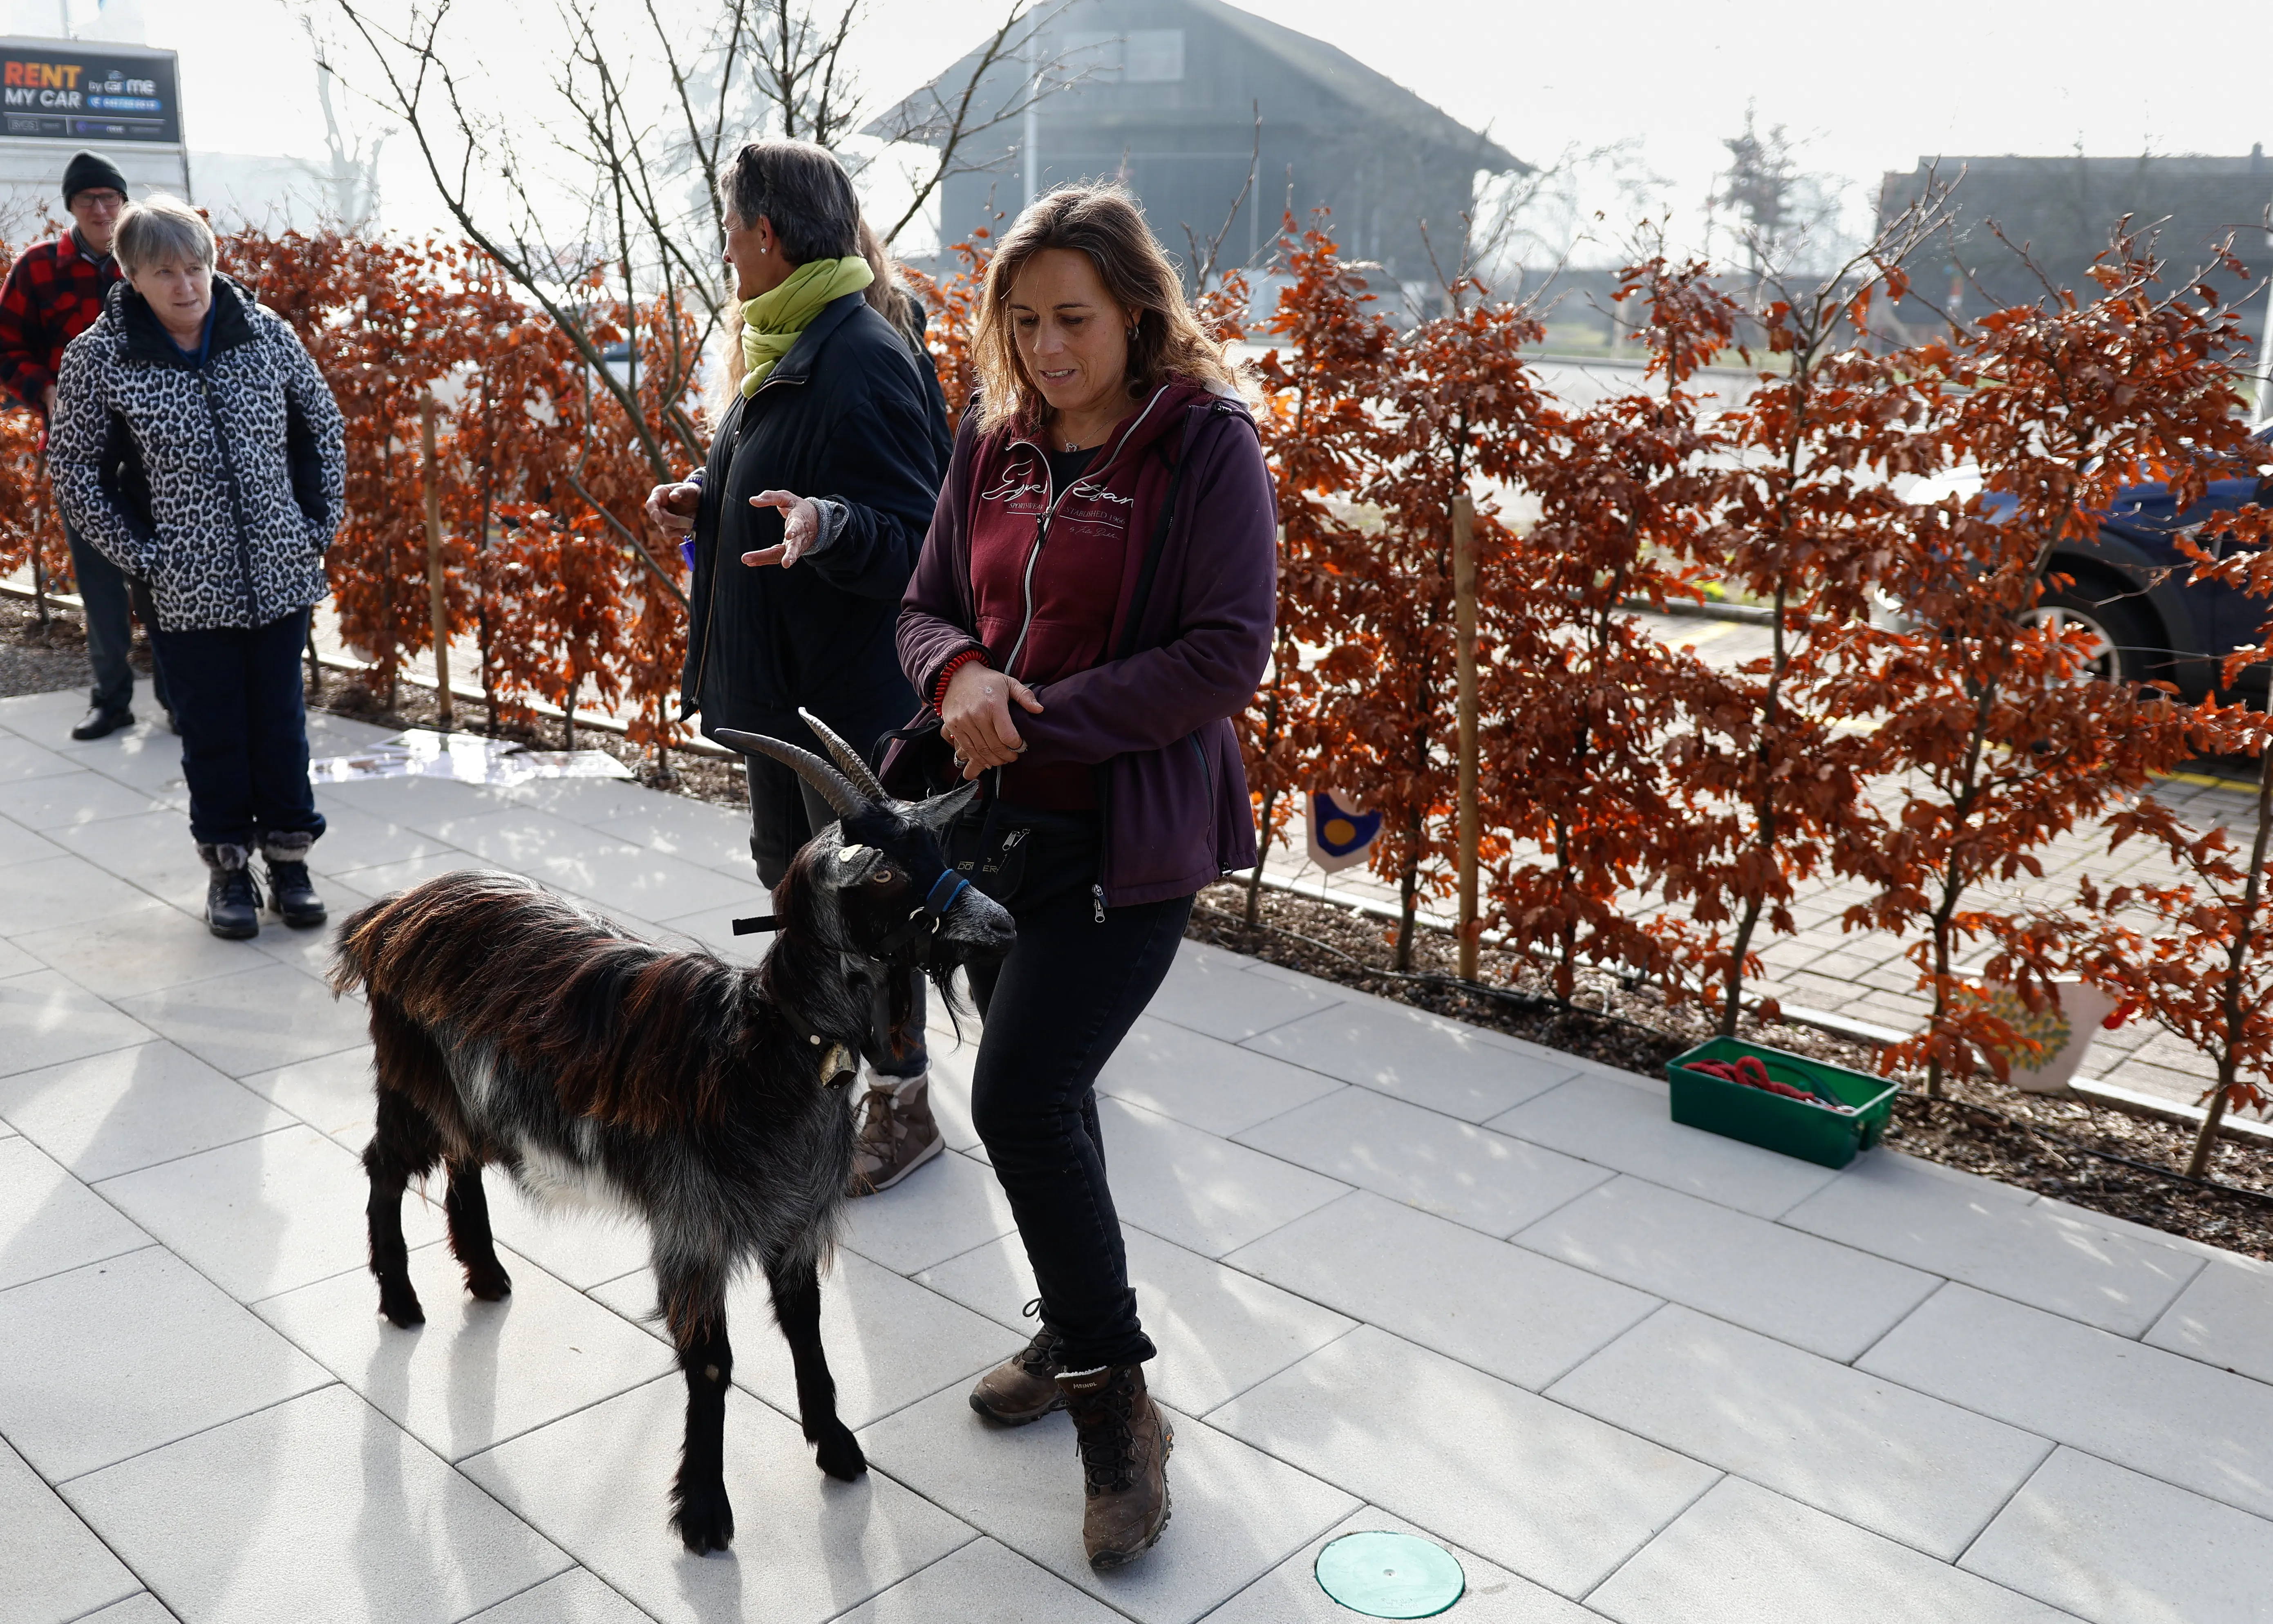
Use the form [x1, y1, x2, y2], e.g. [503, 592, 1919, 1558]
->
[942, 660, 1043, 779]
[741, 489, 821, 568]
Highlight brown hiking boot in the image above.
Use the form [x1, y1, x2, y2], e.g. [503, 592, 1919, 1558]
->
[1058, 1362, 1172, 1570]
[969, 1302, 1065, 1425]
[847, 1071, 943, 1196]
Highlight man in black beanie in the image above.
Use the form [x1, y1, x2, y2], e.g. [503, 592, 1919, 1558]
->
[0, 150, 169, 740]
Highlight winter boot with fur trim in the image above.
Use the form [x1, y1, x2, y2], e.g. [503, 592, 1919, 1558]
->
[261, 833, 326, 928]
[197, 843, 262, 940]
[1058, 1362, 1173, 1569]
[846, 1069, 943, 1195]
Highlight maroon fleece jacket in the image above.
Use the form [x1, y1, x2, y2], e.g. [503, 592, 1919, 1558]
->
[895, 381, 1278, 906]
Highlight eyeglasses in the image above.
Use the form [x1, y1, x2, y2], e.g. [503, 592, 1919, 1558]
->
[75, 192, 125, 210]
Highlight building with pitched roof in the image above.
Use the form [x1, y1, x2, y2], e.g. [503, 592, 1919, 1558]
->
[871, 0, 1524, 291]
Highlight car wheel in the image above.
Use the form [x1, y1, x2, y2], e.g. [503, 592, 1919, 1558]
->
[2025, 585, 2155, 685]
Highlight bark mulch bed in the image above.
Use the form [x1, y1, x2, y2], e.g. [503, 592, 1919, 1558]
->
[295, 663, 2273, 1261]
[0, 596, 104, 700]
[1188, 877, 2273, 1262]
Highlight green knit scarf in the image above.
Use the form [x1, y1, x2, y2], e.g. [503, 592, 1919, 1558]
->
[739, 255, 874, 396]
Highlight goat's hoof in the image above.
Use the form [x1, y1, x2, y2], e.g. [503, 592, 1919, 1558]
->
[814, 1425, 866, 1481]
[672, 1485, 736, 1554]
[464, 1261, 512, 1302]
[377, 1282, 425, 1328]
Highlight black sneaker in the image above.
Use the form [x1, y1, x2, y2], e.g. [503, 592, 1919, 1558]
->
[70, 707, 133, 741]
[264, 859, 326, 928]
[205, 864, 262, 939]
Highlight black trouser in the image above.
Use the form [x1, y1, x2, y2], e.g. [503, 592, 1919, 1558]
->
[64, 519, 167, 718]
[969, 883, 1193, 1371]
[150, 608, 324, 852]
[741, 694, 926, 1078]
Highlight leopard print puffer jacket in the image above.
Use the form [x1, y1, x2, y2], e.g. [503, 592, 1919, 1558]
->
[49, 275, 345, 633]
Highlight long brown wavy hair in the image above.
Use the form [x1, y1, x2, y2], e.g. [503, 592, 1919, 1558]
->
[971, 181, 1237, 435]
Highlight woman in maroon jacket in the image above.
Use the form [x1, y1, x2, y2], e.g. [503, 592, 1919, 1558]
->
[895, 182, 1275, 1569]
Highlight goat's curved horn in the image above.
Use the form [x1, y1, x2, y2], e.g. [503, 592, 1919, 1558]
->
[712, 729, 864, 818]
[799, 707, 890, 804]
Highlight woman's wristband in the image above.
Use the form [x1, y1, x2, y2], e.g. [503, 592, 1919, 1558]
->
[931, 648, 987, 714]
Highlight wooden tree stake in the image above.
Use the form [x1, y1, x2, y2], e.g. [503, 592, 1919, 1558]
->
[1453, 492, 1480, 980]
[421, 396, 453, 730]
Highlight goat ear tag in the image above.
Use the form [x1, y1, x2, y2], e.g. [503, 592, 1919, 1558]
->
[820, 1043, 855, 1084]
[837, 845, 869, 863]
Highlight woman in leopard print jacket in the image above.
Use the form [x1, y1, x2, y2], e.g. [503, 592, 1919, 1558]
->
[49, 195, 346, 941]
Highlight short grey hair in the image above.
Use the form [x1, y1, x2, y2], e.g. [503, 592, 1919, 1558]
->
[114, 195, 216, 275]
[717, 141, 860, 265]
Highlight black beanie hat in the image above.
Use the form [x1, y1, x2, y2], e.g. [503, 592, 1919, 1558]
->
[61, 151, 129, 206]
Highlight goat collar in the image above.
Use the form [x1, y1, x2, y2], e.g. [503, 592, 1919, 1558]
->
[774, 999, 859, 1089]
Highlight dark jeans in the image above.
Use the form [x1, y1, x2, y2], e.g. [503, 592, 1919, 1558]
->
[64, 520, 167, 717]
[150, 608, 325, 852]
[968, 886, 1194, 1371]
[742, 695, 926, 1078]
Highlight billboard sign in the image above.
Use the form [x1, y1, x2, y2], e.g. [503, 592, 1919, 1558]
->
[2, 41, 181, 145]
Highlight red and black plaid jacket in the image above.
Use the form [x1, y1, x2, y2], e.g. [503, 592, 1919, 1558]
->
[0, 231, 120, 414]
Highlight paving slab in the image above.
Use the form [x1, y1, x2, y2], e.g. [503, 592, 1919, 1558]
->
[64, 1384, 569, 1624]
[860, 1381, 1356, 1624]
[1200, 1505, 1600, 1624]
[1240, 998, 1580, 1123]
[2143, 1252, 2273, 1386]
[0, 816, 66, 868]
[1488, 1071, 1841, 1219]
[1547, 1304, 2051, 1560]
[1098, 1015, 1348, 1136]
[590, 1246, 1010, 1432]
[1586, 1475, 2071, 1624]
[236, 1044, 376, 1152]
[0, 1436, 142, 1624]
[114, 961, 373, 1079]
[464, 1568, 654, 1623]
[841, 1147, 1018, 1275]
[1860, 1283, 2273, 1522]
[0, 733, 83, 782]
[0, 1246, 329, 1482]
[462, 1377, 972, 1624]
[96, 1123, 445, 1304]
[1223, 1190, 1655, 1391]
[0, 1134, 152, 1291]
[423, 806, 768, 923]
[1235, 1087, 1611, 1238]
[1782, 1152, 2205, 1335]
[41, 809, 206, 893]
[588, 797, 756, 877]
[914, 1224, 1357, 1415]
[1150, 942, 1342, 1042]
[259, 1241, 677, 1462]
[0, 968, 158, 1076]
[0, 772, 169, 830]
[1208, 1325, 1718, 1600]
[1094, 1096, 1351, 1258]
[76, 1595, 179, 1623]
[1960, 1447, 2273, 1624]
[0, 931, 40, 975]
[0, 1041, 290, 1182]
[1515, 1175, 1942, 1361]
[829, 1536, 1126, 1624]
[13, 906, 272, 1000]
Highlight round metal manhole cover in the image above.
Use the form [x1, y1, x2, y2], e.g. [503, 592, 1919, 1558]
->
[1315, 1530, 1467, 1618]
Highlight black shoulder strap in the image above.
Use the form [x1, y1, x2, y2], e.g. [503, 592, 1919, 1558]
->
[1114, 416, 1195, 661]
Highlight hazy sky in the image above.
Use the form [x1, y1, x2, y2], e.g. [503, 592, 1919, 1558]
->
[60, 0, 2273, 262]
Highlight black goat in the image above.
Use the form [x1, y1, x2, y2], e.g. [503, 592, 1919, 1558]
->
[330, 716, 1011, 1553]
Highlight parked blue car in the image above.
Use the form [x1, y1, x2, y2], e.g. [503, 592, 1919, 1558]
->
[1917, 425, 2273, 697]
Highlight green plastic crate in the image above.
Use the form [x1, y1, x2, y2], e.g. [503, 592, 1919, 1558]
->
[1665, 1037, 1899, 1170]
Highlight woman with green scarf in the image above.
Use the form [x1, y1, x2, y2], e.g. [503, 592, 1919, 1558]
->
[649, 139, 953, 1195]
